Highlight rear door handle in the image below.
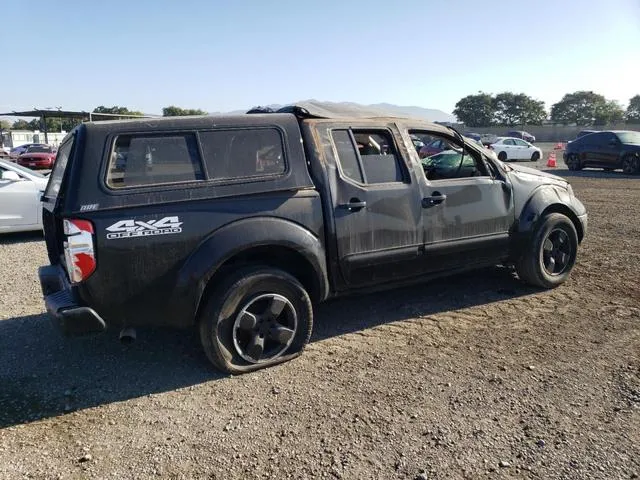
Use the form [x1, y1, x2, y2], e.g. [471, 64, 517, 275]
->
[422, 193, 447, 208]
[340, 199, 367, 211]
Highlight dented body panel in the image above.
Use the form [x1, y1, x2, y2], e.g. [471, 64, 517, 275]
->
[37, 107, 587, 334]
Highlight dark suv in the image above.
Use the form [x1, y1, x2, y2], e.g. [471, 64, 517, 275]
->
[38, 103, 588, 374]
[563, 130, 640, 174]
[506, 130, 535, 143]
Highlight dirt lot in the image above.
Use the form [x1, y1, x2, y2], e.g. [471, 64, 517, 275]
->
[0, 160, 638, 479]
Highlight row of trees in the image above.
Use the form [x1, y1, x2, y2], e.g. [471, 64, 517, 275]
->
[5, 95, 639, 131]
[1, 105, 209, 132]
[453, 91, 640, 127]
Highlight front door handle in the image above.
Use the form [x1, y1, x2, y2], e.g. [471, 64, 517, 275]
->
[422, 192, 447, 208]
[340, 198, 367, 212]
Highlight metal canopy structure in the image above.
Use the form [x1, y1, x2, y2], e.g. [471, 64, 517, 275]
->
[0, 108, 156, 143]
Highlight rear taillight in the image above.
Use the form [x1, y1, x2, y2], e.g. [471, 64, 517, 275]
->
[63, 219, 96, 283]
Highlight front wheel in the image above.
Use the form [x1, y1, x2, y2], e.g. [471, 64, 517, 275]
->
[621, 154, 640, 175]
[531, 151, 541, 162]
[199, 266, 313, 374]
[565, 153, 582, 171]
[515, 213, 578, 289]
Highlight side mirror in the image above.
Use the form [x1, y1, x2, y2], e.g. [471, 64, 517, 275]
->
[1, 170, 21, 182]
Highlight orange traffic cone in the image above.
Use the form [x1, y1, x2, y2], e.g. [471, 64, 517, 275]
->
[546, 152, 557, 168]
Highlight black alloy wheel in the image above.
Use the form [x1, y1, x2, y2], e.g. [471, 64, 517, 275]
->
[232, 293, 297, 364]
[622, 154, 640, 175]
[541, 228, 573, 276]
[199, 266, 313, 374]
[515, 213, 578, 288]
[566, 153, 582, 171]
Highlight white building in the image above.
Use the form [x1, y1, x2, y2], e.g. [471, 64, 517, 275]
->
[1, 130, 68, 149]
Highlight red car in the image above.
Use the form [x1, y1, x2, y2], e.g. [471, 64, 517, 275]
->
[17, 145, 57, 169]
[418, 138, 454, 159]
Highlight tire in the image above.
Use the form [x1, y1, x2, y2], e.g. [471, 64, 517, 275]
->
[498, 151, 507, 161]
[198, 266, 313, 374]
[515, 213, 578, 289]
[530, 151, 540, 162]
[621, 154, 640, 175]
[565, 153, 582, 171]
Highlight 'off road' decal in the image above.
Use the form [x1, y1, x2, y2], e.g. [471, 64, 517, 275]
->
[106, 216, 183, 239]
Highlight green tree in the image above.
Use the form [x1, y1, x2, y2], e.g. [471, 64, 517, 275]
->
[594, 100, 624, 126]
[0, 120, 11, 130]
[493, 92, 547, 126]
[626, 95, 640, 124]
[60, 118, 82, 131]
[11, 119, 32, 130]
[92, 106, 145, 118]
[162, 105, 208, 117]
[453, 93, 495, 127]
[550, 91, 608, 126]
[521, 98, 547, 125]
[11, 117, 80, 132]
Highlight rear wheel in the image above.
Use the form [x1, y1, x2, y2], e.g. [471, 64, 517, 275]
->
[565, 153, 582, 171]
[199, 266, 313, 374]
[515, 213, 578, 289]
[498, 151, 507, 161]
[530, 151, 541, 162]
[621, 154, 640, 174]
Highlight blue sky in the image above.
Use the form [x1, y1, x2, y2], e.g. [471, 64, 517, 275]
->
[1, 0, 639, 117]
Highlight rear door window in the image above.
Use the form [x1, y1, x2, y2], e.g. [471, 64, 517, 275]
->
[331, 129, 406, 184]
[106, 133, 204, 188]
[331, 130, 364, 183]
[353, 130, 405, 183]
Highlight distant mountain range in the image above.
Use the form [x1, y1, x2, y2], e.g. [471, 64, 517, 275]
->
[210, 100, 457, 123]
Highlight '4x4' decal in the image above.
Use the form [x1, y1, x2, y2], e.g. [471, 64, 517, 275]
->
[105, 216, 183, 239]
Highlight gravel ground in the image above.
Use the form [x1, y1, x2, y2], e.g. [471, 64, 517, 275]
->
[0, 158, 638, 479]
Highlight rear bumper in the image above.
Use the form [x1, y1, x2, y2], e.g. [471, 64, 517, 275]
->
[38, 264, 106, 336]
[18, 161, 52, 169]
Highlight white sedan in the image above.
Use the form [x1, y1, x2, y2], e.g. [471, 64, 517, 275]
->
[0, 159, 49, 234]
[489, 137, 542, 162]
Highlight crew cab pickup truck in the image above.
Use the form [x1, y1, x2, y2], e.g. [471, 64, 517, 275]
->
[38, 102, 587, 374]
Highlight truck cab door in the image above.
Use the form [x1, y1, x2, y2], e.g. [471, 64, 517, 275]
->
[323, 126, 425, 288]
[408, 129, 515, 273]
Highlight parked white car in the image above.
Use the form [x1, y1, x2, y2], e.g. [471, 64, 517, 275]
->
[0, 159, 49, 233]
[489, 137, 542, 162]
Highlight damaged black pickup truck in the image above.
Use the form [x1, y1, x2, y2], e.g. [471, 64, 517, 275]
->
[38, 102, 587, 374]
